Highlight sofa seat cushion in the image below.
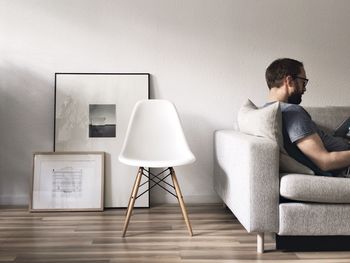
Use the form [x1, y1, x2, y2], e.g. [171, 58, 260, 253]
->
[280, 174, 350, 203]
[279, 203, 350, 235]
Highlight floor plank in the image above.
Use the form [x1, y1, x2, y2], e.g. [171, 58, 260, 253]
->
[0, 204, 350, 262]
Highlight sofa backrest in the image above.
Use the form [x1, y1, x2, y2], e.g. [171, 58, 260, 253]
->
[305, 106, 350, 134]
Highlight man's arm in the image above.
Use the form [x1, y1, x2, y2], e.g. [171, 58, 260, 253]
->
[296, 133, 350, 171]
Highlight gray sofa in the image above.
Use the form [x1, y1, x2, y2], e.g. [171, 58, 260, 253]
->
[214, 106, 350, 253]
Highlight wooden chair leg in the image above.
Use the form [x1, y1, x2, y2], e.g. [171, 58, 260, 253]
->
[122, 167, 143, 237]
[126, 167, 141, 209]
[170, 168, 193, 236]
[257, 232, 264, 253]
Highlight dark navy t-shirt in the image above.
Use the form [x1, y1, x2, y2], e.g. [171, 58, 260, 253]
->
[279, 102, 349, 176]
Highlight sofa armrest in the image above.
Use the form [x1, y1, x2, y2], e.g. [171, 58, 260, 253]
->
[214, 130, 279, 233]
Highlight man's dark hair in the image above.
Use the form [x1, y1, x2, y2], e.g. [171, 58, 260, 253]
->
[265, 58, 304, 89]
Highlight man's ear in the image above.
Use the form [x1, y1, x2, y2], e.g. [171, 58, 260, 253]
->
[285, 75, 294, 87]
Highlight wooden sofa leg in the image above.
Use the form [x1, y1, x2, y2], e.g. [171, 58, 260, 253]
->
[257, 232, 264, 253]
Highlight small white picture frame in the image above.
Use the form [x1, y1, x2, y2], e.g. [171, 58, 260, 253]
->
[30, 152, 104, 212]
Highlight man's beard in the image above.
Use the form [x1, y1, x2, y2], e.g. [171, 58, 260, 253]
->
[288, 92, 302, 105]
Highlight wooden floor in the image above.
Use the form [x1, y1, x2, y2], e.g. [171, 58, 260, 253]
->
[1, 204, 350, 262]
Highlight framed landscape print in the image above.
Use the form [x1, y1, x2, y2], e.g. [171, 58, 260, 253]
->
[54, 73, 149, 208]
[30, 152, 104, 212]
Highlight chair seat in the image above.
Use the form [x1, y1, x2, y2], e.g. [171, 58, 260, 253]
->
[119, 156, 195, 168]
[280, 174, 350, 203]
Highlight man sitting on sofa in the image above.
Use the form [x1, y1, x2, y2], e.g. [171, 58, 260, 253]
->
[265, 58, 350, 177]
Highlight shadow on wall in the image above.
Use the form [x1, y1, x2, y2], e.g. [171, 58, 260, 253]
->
[148, 74, 157, 100]
[150, 112, 221, 204]
[0, 62, 53, 205]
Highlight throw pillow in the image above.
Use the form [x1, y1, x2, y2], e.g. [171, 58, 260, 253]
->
[237, 99, 314, 175]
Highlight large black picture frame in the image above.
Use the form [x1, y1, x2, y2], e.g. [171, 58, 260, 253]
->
[54, 73, 150, 208]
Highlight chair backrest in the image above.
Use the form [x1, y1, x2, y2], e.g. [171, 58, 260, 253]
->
[119, 99, 195, 168]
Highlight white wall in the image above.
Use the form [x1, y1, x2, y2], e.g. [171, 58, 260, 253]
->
[1, 0, 350, 205]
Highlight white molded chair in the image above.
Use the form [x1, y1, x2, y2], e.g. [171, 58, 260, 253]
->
[119, 99, 195, 237]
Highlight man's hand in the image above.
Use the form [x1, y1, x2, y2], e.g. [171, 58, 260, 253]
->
[296, 133, 350, 171]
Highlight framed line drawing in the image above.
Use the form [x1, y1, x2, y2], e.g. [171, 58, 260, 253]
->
[30, 152, 104, 212]
[54, 73, 150, 208]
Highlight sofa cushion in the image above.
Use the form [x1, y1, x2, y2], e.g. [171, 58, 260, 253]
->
[237, 99, 314, 175]
[306, 106, 350, 135]
[279, 203, 350, 235]
[280, 173, 350, 203]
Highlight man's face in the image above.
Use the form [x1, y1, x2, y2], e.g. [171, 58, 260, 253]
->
[287, 67, 308, 105]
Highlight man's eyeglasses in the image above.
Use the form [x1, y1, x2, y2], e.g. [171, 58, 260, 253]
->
[293, 76, 309, 88]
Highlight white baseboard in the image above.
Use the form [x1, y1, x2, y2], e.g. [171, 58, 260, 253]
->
[0, 194, 221, 206]
[0, 195, 29, 205]
[185, 194, 221, 204]
[151, 194, 221, 205]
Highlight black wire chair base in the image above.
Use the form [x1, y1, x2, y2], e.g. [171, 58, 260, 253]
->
[135, 167, 177, 200]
